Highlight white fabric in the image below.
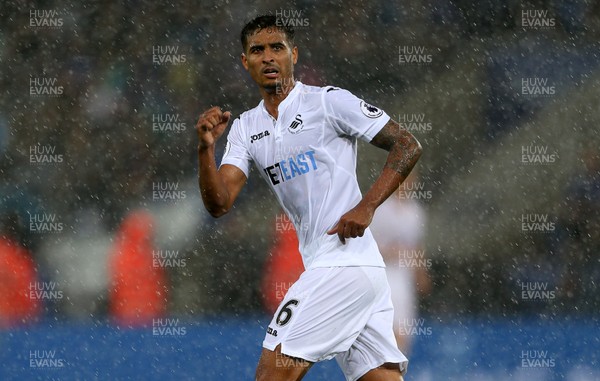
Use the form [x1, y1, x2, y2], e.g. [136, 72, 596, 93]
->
[221, 82, 390, 269]
[262, 266, 408, 380]
[370, 197, 426, 258]
[370, 196, 426, 341]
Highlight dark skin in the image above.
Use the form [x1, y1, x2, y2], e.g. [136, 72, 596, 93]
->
[196, 27, 420, 381]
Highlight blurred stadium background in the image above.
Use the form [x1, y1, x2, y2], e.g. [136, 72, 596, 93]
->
[1, 0, 599, 380]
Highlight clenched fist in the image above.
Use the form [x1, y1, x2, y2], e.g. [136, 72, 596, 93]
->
[196, 106, 231, 150]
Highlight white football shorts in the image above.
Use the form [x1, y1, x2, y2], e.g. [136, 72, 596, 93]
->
[262, 266, 408, 381]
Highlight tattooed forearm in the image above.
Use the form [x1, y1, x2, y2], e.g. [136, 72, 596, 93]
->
[371, 119, 422, 181]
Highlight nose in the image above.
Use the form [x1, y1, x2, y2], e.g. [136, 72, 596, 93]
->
[262, 47, 275, 63]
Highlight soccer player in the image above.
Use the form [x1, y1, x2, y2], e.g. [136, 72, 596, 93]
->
[195, 15, 422, 381]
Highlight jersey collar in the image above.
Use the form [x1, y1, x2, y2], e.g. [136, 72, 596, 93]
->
[259, 81, 303, 120]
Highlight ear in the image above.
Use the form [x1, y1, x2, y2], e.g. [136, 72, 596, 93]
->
[241, 53, 249, 71]
[292, 46, 298, 65]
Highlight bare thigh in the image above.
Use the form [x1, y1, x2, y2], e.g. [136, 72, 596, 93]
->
[255, 344, 314, 381]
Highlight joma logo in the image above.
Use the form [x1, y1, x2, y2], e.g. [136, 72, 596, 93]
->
[251, 130, 270, 143]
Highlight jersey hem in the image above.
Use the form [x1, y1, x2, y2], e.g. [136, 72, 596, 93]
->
[218, 158, 250, 178]
[306, 262, 386, 270]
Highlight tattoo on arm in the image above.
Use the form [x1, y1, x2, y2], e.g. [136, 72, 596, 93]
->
[371, 119, 423, 179]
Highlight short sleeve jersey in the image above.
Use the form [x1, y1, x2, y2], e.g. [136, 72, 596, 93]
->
[221, 82, 389, 269]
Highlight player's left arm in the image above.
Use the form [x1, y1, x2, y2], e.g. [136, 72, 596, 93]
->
[327, 119, 422, 244]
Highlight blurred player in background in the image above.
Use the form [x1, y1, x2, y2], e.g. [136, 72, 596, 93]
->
[261, 211, 304, 315]
[370, 170, 432, 354]
[108, 210, 167, 326]
[0, 215, 41, 328]
[195, 15, 421, 381]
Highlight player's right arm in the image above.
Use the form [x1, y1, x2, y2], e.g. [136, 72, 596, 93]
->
[196, 106, 247, 218]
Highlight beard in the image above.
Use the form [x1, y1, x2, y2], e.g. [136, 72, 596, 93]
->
[262, 80, 281, 94]
[261, 77, 296, 96]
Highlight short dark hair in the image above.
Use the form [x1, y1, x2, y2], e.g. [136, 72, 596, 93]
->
[240, 15, 295, 51]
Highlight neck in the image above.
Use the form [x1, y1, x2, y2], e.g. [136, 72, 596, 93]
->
[260, 79, 296, 119]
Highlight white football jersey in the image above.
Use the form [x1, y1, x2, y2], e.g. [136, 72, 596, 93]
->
[221, 82, 389, 269]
